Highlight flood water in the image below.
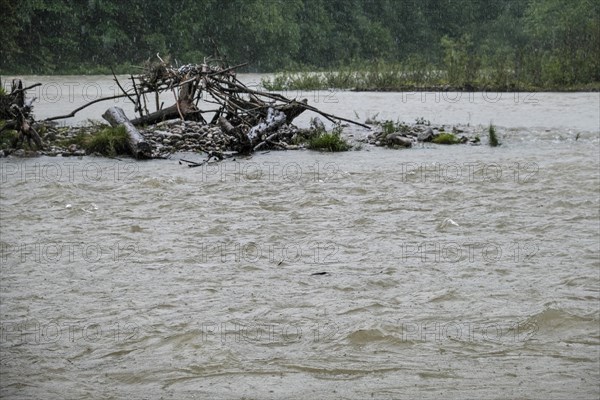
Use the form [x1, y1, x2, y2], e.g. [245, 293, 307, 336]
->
[1, 76, 599, 399]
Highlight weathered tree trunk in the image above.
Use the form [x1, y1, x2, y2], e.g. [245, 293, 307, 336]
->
[217, 115, 236, 134]
[278, 98, 308, 124]
[11, 79, 24, 108]
[247, 107, 286, 146]
[3, 79, 45, 149]
[218, 115, 252, 153]
[129, 97, 200, 126]
[130, 80, 200, 126]
[253, 131, 283, 152]
[130, 103, 185, 126]
[102, 106, 152, 159]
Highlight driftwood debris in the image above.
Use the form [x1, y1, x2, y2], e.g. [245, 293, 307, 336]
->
[3, 55, 377, 158]
[250, 108, 287, 151]
[122, 58, 311, 148]
[0, 78, 44, 149]
[118, 57, 368, 154]
[102, 106, 152, 159]
[41, 55, 368, 156]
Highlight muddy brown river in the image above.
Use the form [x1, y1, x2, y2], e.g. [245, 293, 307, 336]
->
[0, 76, 599, 399]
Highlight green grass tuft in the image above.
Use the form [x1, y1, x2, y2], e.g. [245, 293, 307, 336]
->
[307, 126, 350, 152]
[376, 119, 411, 136]
[433, 132, 460, 145]
[84, 126, 130, 156]
[58, 126, 130, 156]
[364, 112, 380, 125]
[381, 120, 397, 135]
[488, 123, 500, 147]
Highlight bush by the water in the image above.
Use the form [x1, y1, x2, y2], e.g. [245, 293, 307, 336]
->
[58, 126, 131, 156]
[488, 124, 500, 147]
[433, 132, 460, 145]
[0, 128, 18, 150]
[85, 126, 130, 156]
[307, 127, 350, 152]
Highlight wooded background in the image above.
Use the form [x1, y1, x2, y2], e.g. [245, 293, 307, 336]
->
[0, 0, 598, 86]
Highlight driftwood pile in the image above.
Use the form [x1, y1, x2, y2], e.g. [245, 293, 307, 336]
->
[0, 78, 44, 150]
[2, 57, 368, 158]
[103, 57, 366, 158]
[140, 118, 310, 158]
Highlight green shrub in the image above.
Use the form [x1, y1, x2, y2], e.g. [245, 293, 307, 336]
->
[55, 125, 131, 156]
[307, 126, 350, 152]
[85, 126, 131, 156]
[261, 74, 288, 91]
[0, 129, 18, 149]
[488, 123, 500, 147]
[433, 132, 460, 145]
[381, 120, 397, 135]
[324, 69, 356, 89]
[262, 72, 325, 91]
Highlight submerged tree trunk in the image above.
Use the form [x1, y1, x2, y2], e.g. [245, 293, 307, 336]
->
[102, 106, 152, 158]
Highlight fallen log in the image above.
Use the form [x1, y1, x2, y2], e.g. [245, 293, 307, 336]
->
[253, 131, 282, 152]
[217, 116, 236, 134]
[248, 107, 286, 146]
[130, 80, 200, 126]
[131, 103, 187, 126]
[130, 102, 203, 126]
[217, 115, 253, 152]
[278, 99, 309, 124]
[102, 107, 152, 159]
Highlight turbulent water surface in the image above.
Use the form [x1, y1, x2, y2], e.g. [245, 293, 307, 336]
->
[0, 76, 599, 399]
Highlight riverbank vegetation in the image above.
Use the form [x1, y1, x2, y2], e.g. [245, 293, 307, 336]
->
[433, 133, 460, 145]
[0, 59, 367, 157]
[307, 125, 351, 152]
[488, 124, 500, 147]
[1, 0, 598, 91]
[261, 60, 600, 92]
[82, 126, 130, 157]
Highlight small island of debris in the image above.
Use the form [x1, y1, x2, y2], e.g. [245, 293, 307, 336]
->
[0, 57, 489, 160]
